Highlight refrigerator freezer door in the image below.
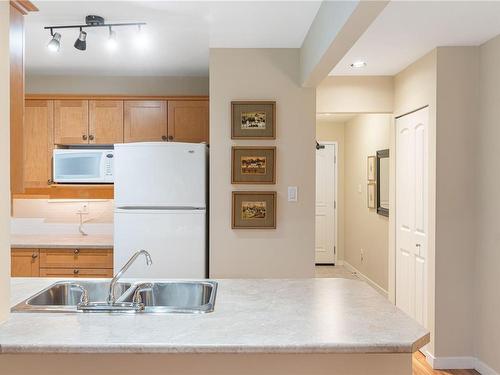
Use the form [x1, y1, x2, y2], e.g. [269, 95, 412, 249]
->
[114, 209, 206, 278]
[114, 142, 207, 208]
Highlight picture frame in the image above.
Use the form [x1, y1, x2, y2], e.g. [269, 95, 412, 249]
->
[367, 183, 376, 209]
[231, 101, 276, 139]
[232, 191, 277, 229]
[231, 146, 276, 184]
[367, 155, 376, 181]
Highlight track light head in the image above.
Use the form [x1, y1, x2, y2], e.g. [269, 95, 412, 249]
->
[47, 32, 61, 52]
[74, 29, 87, 51]
[107, 26, 117, 51]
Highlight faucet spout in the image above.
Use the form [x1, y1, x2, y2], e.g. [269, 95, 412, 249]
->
[107, 249, 153, 304]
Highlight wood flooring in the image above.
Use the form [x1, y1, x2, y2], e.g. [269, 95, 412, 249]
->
[413, 352, 480, 375]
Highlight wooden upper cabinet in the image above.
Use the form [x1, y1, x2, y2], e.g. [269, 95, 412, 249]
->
[24, 100, 53, 187]
[89, 100, 124, 144]
[11, 249, 40, 277]
[124, 100, 168, 142]
[167, 101, 209, 143]
[54, 100, 89, 144]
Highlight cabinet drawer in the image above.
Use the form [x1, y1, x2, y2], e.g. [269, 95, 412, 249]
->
[39, 248, 113, 269]
[39, 268, 113, 278]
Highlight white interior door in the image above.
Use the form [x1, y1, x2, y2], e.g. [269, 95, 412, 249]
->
[315, 143, 336, 264]
[396, 107, 428, 328]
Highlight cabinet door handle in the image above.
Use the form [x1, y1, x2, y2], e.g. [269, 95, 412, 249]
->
[82, 134, 88, 140]
[31, 253, 38, 259]
[89, 135, 94, 141]
[74, 248, 80, 255]
[161, 135, 167, 141]
[73, 269, 79, 275]
[168, 135, 174, 141]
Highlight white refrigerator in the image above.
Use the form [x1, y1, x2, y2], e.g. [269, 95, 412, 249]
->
[113, 142, 207, 278]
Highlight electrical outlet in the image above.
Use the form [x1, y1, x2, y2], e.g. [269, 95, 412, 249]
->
[79, 202, 89, 215]
[360, 248, 364, 263]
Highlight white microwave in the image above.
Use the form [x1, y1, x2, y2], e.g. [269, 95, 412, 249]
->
[53, 149, 114, 183]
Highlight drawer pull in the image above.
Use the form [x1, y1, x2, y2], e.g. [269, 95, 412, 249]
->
[74, 249, 80, 255]
[31, 253, 38, 259]
[73, 269, 79, 274]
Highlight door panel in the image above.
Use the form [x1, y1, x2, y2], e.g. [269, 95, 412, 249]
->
[315, 144, 336, 264]
[24, 100, 53, 187]
[396, 107, 429, 330]
[167, 100, 209, 143]
[54, 100, 89, 144]
[11, 249, 40, 277]
[89, 100, 124, 144]
[124, 101, 167, 142]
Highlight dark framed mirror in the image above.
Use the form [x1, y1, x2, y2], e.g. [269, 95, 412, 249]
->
[376, 149, 389, 217]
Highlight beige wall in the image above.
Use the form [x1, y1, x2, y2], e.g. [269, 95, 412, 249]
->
[209, 49, 316, 278]
[316, 120, 345, 262]
[344, 114, 391, 291]
[393, 49, 437, 357]
[317, 76, 394, 114]
[0, 2, 10, 322]
[434, 47, 479, 359]
[475, 34, 500, 373]
[26, 74, 209, 96]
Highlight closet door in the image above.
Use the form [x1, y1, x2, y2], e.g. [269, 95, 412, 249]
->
[54, 100, 89, 144]
[395, 106, 429, 328]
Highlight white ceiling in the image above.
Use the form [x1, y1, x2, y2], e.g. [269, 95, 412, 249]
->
[26, 1, 321, 77]
[331, 1, 500, 76]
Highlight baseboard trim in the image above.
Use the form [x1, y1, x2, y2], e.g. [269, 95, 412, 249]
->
[343, 261, 388, 298]
[424, 351, 499, 374]
[476, 359, 500, 375]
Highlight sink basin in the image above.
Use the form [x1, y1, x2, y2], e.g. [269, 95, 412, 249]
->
[12, 280, 217, 314]
[121, 281, 218, 313]
[12, 280, 131, 313]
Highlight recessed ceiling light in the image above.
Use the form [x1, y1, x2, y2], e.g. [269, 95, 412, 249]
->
[350, 61, 367, 68]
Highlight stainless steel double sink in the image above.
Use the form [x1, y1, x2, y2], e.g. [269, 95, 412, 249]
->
[12, 280, 218, 314]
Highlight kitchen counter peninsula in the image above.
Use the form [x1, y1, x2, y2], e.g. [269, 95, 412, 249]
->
[0, 277, 429, 375]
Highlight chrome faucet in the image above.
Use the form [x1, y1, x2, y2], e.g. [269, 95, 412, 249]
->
[107, 249, 153, 304]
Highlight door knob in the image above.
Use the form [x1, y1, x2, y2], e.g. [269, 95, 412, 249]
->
[168, 135, 174, 141]
[89, 135, 94, 141]
[73, 269, 79, 275]
[74, 248, 80, 255]
[82, 134, 88, 140]
[161, 135, 167, 141]
[31, 253, 38, 259]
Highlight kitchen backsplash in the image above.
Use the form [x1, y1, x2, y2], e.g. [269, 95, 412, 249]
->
[11, 198, 114, 235]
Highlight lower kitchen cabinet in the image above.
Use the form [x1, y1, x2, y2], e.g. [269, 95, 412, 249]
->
[39, 248, 113, 269]
[11, 249, 40, 277]
[11, 247, 113, 278]
[39, 268, 113, 278]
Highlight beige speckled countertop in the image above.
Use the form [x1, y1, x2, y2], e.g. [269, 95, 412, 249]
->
[10, 234, 113, 249]
[0, 277, 430, 354]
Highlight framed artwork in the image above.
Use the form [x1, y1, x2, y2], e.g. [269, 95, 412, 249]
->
[367, 183, 376, 209]
[367, 155, 376, 181]
[232, 191, 277, 229]
[231, 146, 276, 184]
[231, 101, 276, 139]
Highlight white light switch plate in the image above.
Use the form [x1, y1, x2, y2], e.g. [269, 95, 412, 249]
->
[288, 186, 298, 202]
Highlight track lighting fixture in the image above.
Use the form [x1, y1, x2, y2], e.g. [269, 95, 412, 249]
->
[45, 15, 146, 52]
[74, 28, 87, 51]
[47, 31, 61, 52]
